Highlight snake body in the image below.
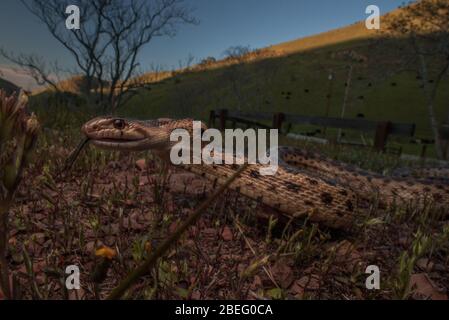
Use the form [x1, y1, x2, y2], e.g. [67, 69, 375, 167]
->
[81, 117, 449, 230]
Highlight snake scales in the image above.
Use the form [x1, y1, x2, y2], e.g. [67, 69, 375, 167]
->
[81, 117, 449, 230]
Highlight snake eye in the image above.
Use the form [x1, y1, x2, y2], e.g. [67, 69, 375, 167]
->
[113, 119, 126, 130]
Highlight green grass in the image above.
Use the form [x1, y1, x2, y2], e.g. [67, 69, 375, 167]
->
[112, 36, 448, 158]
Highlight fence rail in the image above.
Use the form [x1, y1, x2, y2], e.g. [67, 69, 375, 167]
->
[209, 109, 416, 152]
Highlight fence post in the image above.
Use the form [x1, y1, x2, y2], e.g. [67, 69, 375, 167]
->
[219, 109, 228, 131]
[209, 110, 216, 128]
[374, 121, 391, 152]
[420, 144, 428, 160]
[272, 112, 285, 134]
[440, 123, 449, 159]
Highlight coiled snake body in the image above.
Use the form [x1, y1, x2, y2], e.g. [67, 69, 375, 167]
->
[82, 117, 449, 230]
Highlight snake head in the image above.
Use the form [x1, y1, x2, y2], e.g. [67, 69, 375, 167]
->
[81, 116, 170, 151]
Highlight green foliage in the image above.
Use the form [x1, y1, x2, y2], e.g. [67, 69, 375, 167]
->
[391, 228, 448, 300]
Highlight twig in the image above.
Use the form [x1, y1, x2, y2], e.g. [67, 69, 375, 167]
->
[61, 137, 90, 174]
[0, 195, 13, 299]
[22, 244, 43, 299]
[106, 164, 249, 300]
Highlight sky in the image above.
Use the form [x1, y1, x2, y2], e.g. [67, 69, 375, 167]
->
[0, 0, 405, 89]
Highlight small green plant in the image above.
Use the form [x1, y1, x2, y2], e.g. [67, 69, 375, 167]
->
[392, 229, 432, 300]
[131, 236, 152, 263]
[265, 215, 278, 244]
[275, 221, 323, 267]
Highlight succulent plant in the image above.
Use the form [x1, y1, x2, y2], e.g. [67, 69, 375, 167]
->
[0, 91, 39, 195]
[0, 90, 40, 299]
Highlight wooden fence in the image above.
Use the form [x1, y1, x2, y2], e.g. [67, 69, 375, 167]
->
[209, 109, 416, 152]
[440, 124, 449, 140]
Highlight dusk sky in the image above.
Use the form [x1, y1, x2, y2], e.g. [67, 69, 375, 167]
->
[0, 0, 405, 88]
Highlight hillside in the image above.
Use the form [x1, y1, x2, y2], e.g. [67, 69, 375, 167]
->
[270, 21, 377, 55]
[117, 12, 447, 159]
[31, 5, 448, 157]
[269, 6, 408, 55]
[0, 76, 20, 94]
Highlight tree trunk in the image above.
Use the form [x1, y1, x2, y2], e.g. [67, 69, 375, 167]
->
[338, 65, 353, 142]
[418, 53, 444, 159]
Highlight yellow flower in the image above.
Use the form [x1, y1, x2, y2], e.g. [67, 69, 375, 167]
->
[25, 113, 40, 136]
[95, 246, 117, 260]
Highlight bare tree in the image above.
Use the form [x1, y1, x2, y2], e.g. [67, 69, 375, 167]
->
[1, 0, 197, 111]
[223, 45, 252, 61]
[0, 52, 62, 91]
[177, 53, 195, 72]
[384, 0, 449, 159]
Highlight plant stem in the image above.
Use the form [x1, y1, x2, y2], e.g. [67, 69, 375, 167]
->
[0, 196, 12, 299]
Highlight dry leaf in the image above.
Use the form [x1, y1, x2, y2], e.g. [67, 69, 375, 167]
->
[221, 226, 233, 241]
[410, 273, 447, 300]
[272, 260, 294, 289]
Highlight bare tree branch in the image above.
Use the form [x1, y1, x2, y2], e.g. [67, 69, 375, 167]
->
[0, 49, 61, 91]
[10, 0, 197, 110]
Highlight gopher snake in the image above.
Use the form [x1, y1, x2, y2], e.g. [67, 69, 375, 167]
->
[81, 117, 449, 230]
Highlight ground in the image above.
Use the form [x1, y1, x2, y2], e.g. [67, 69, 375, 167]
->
[4, 132, 448, 300]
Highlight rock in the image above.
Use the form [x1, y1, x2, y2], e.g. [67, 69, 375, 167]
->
[189, 225, 198, 237]
[31, 233, 46, 245]
[169, 221, 179, 234]
[203, 228, 217, 237]
[135, 159, 147, 171]
[11, 253, 24, 264]
[398, 237, 409, 247]
[289, 280, 305, 299]
[191, 290, 201, 300]
[169, 173, 211, 195]
[296, 274, 320, 291]
[85, 241, 103, 254]
[410, 273, 447, 300]
[250, 275, 263, 291]
[272, 259, 294, 289]
[434, 264, 447, 272]
[183, 239, 195, 248]
[221, 226, 233, 241]
[329, 240, 362, 272]
[68, 287, 86, 300]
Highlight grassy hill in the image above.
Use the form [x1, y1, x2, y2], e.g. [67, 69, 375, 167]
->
[116, 13, 448, 157]
[270, 21, 376, 55]
[0, 77, 20, 95]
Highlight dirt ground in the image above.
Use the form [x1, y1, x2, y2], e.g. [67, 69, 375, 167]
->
[4, 150, 449, 300]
